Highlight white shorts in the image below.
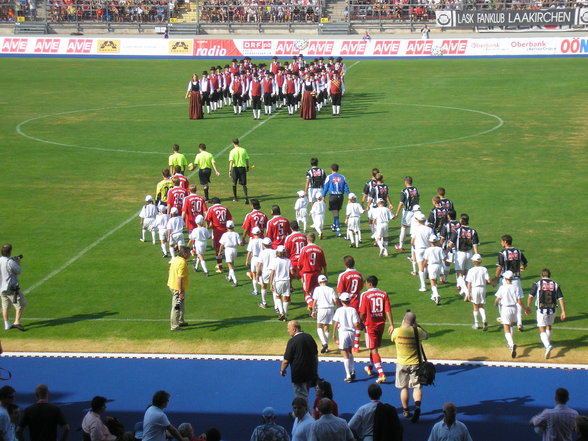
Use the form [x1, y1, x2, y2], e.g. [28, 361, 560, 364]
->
[445, 250, 454, 265]
[338, 329, 355, 350]
[347, 217, 360, 232]
[316, 308, 334, 325]
[500, 305, 518, 325]
[224, 247, 237, 263]
[501, 277, 523, 296]
[469, 286, 486, 304]
[169, 232, 185, 247]
[274, 280, 291, 296]
[143, 218, 156, 230]
[374, 222, 389, 239]
[311, 214, 324, 230]
[536, 310, 555, 327]
[414, 248, 427, 263]
[454, 250, 473, 271]
[427, 264, 442, 280]
[193, 240, 207, 256]
[260, 270, 271, 284]
[158, 228, 168, 241]
[367, 207, 376, 221]
[308, 188, 323, 203]
[250, 257, 260, 273]
[401, 210, 414, 227]
[296, 209, 308, 219]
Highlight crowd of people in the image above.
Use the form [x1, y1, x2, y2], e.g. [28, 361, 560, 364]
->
[200, 0, 321, 23]
[1, 381, 586, 441]
[185, 56, 346, 121]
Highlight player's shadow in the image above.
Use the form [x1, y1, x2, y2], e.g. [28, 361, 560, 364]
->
[427, 328, 454, 338]
[187, 315, 270, 332]
[26, 311, 118, 329]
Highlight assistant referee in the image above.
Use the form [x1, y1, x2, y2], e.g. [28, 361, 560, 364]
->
[228, 138, 250, 204]
[191, 143, 220, 202]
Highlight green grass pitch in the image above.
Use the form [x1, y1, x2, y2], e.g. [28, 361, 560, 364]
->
[1, 56, 586, 362]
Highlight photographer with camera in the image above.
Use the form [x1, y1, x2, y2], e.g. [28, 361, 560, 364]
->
[391, 311, 429, 423]
[0, 244, 26, 331]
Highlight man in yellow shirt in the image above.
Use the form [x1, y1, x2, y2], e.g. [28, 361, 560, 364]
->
[190, 143, 220, 202]
[228, 138, 250, 204]
[169, 144, 188, 174]
[391, 311, 428, 423]
[167, 246, 191, 331]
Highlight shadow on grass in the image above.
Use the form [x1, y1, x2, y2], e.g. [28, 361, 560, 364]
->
[26, 311, 118, 329]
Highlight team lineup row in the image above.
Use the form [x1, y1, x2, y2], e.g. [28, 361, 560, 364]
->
[139, 146, 567, 367]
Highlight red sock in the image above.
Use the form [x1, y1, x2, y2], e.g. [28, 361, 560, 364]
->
[372, 353, 384, 375]
[353, 327, 361, 350]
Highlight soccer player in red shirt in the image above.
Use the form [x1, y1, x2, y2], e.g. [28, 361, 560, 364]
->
[182, 185, 207, 233]
[284, 220, 308, 282]
[298, 233, 327, 309]
[205, 197, 233, 273]
[266, 205, 292, 249]
[167, 177, 189, 214]
[241, 199, 268, 242]
[337, 255, 364, 352]
[171, 165, 190, 191]
[358, 275, 394, 383]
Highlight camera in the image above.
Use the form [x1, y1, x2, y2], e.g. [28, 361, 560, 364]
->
[12, 255, 23, 261]
[174, 297, 183, 311]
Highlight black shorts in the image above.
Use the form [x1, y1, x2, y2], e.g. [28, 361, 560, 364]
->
[231, 167, 247, 185]
[329, 195, 343, 211]
[199, 168, 212, 185]
[331, 93, 342, 106]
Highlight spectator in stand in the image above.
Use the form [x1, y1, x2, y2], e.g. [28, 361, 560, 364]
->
[18, 384, 70, 441]
[312, 379, 338, 420]
[250, 407, 290, 441]
[427, 402, 472, 441]
[142, 390, 187, 441]
[530, 388, 579, 441]
[81, 396, 116, 441]
[308, 399, 353, 441]
[292, 397, 313, 441]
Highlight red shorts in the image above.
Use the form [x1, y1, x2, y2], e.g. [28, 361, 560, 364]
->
[365, 324, 385, 350]
[211, 229, 225, 250]
[290, 259, 300, 279]
[301, 271, 320, 294]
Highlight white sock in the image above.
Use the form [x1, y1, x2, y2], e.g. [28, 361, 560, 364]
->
[378, 239, 385, 251]
[151, 231, 156, 243]
[505, 332, 514, 348]
[399, 228, 406, 245]
[411, 260, 417, 273]
[479, 307, 487, 322]
[283, 301, 289, 315]
[516, 304, 522, 326]
[233, 106, 238, 113]
[141, 229, 146, 240]
[252, 279, 258, 293]
[229, 269, 236, 283]
[169, 247, 176, 259]
[540, 331, 551, 348]
[317, 328, 327, 346]
[431, 285, 439, 297]
[418, 271, 426, 289]
[194, 259, 200, 270]
[274, 297, 284, 314]
[325, 331, 330, 342]
[200, 260, 208, 274]
[160, 243, 167, 254]
[260, 289, 267, 305]
[343, 358, 351, 378]
[546, 328, 552, 339]
[473, 311, 479, 325]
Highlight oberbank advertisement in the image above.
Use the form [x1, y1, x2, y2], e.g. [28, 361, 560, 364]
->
[1, 36, 587, 57]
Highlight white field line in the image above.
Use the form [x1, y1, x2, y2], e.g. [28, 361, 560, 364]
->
[2, 351, 587, 370]
[23, 113, 281, 295]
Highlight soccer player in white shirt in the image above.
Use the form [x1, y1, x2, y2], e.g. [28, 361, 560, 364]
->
[311, 274, 340, 354]
[345, 193, 363, 248]
[188, 215, 211, 277]
[154, 205, 170, 258]
[410, 213, 433, 291]
[466, 254, 491, 330]
[309, 196, 326, 239]
[257, 237, 277, 309]
[139, 195, 157, 244]
[423, 235, 446, 305]
[371, 199, 393, 257]
[294, 190, 309, 233]
[332, 292, 360, 382]
[219, 220, 241, 287]
[166, 207, 185, 262]
[245, 227, 263, 295]
[494, 270, 530, 358]
[407, 204, 423, 275]
[269, 245, 293, 321]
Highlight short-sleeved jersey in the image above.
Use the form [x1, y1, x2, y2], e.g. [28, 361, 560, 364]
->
[169, 152, 188, 171]
[399, 186, 420, 211]
[182, 194, 207, 229]
[228, 146, 249, 167]
[449, 226, 480, 252]
[219, 231, 241, 248]
[363, 178, 377, 197]
[242, 210, 269, 238]
[465, 265, 490, 287]
[427, 207, 448, 233]
[194, 150, 216, 170]
[368, 184, 389, 207]
[205, 204, 233, 232]
[156, 178, 173, 204]
[188, 226, 211, 243]
[337, 269, 364, 309]
[529, 278, 563, 314]
[372, 206, 393, 225]
[333, 306, 360, 333]
[139, 203, 157, 220]
[412, 224, 434, 249]
[166, 216, 184, 235]
[167, 186, 189, 211]
[284, 232, 308, 263]
[269, 256, 292, 282]
[266, 216, 292, 249]
[258, 248, 277, 273]
[247, 237, 263, 258]
[358, 288, 391, 328]
[440, 219, 461, 247]
[497, 248, 528, 278]
[423, 246, 445, 266]
[323, 173, 350, 196]
[298, 243, 327, 274]
[391, 326, 428, 366]
[172, 173, 190, 191]
[346, 202, 363, 218]
[306, 167, 327, 189]
[312, 285, 338, 309]
[495, 283, 522, 307]
[439, 198, 454, 211]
